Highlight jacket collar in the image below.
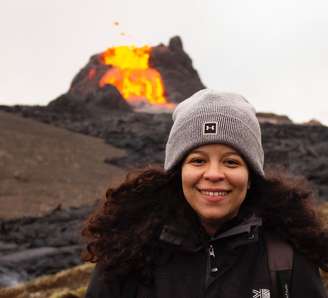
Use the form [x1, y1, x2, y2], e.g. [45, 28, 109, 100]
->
[159, 214, 262, 252]
[211, 214, 262, 241]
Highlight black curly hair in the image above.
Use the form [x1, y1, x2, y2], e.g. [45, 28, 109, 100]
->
[81, 165, 328, 280]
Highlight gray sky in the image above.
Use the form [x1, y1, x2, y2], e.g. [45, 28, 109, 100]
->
[1, 0, 327, 125]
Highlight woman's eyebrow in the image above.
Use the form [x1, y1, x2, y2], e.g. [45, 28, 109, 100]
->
[189, 150, 204, 155]
[223, 151, 241, 157]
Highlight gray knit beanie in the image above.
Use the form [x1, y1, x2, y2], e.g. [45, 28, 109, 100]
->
[164, 89, 264, 176]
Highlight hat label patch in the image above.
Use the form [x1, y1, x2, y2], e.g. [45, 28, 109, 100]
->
[203, 122, 217, 135]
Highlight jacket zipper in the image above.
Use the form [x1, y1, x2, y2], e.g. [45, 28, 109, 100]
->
[203, 244, 219, 297]
[208, 244, 218, 274]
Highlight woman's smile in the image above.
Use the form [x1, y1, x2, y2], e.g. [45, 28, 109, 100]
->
[197, 188, 232, 202]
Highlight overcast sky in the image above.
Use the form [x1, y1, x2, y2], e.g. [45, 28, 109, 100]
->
[1, 0, 327, 125]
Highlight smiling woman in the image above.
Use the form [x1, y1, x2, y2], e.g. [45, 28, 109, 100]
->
[181, 144, 250, 235]
[82, 89, 328, 298]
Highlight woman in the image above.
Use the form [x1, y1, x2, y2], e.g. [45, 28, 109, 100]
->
[82, 89, 328, 298]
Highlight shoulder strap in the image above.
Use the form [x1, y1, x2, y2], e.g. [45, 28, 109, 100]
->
[265, 233, 294, 298]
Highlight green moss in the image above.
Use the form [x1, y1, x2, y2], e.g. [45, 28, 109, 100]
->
[49, 287, 86, 298]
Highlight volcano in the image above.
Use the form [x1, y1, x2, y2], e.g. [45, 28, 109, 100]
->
[50, 36, 205, 114]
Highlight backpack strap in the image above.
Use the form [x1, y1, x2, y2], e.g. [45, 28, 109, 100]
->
[264, 232, 294, 298]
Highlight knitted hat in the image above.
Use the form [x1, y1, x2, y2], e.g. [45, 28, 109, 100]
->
[164, 89, 264, 176]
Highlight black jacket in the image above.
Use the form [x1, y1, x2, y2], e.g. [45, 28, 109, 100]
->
[85, 215, 327, 298]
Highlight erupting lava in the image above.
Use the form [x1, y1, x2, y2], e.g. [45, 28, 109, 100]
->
[98, 45, 172, 107]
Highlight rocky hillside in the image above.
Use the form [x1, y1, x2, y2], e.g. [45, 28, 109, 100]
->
[1, 104, 327, 201]
[0, 111, 127, 219]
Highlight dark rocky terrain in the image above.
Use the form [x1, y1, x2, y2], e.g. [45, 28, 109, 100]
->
[0, 111, 128, 287]
[0, 205, 93, 287]
[1, 104, 327, 200]
[0, 103, 327, 287]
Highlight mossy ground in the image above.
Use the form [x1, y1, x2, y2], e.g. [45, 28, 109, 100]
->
[0, 263, 94, 298]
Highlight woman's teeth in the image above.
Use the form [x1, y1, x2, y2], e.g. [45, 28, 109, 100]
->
[201, 190, 229, 196]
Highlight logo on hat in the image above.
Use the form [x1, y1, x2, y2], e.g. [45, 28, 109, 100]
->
[203, 122, 217, 135]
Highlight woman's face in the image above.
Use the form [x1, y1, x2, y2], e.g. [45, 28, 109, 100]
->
[181, 144, 250, 235]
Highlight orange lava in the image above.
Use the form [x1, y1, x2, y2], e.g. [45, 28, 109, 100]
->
[99, 45, 172, 107]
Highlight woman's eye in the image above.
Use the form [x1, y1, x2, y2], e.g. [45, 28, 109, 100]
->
[190, 158, 205, 165]
[224, 159, 239, 167]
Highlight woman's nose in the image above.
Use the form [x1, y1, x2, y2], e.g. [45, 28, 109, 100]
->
[203, 163, 225, 181]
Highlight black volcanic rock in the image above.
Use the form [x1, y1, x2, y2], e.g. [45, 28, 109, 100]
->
[49, 52, 132, 115]
[56, 84, 131, 115]
[47, 93, 91, 116]
[49, 53, 132, 115]
[1, 103, 327, 201]
[0, 205, 94, 286]
[150, 36, 206, 103]
[262, 123, 328, 199]
[1, 104, 327, 201]
[101, 116, 328, 202]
